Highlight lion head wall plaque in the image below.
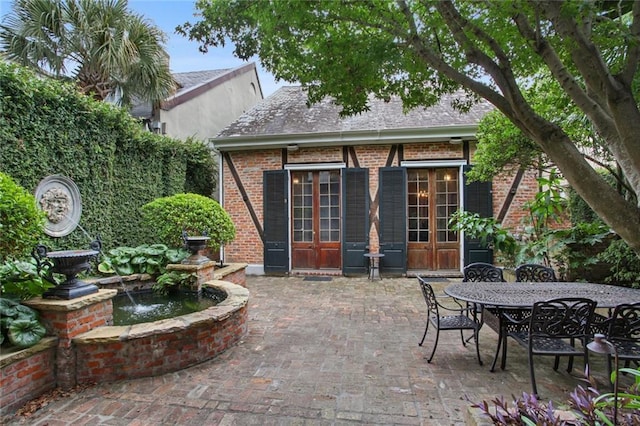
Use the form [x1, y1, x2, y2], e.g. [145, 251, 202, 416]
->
[35, 175, 82, 237]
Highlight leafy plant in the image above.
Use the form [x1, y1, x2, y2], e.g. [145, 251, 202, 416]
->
[97, 244, 188, 276]
[597, 239, 640, 288]
[451, 170, 610, 276]
[0, 172, 46, 262]
[152, 271, 197, 295]
[552, 223, 612, 282]
[471, 367, 640, 425]
[0, 259, 54, 299]
[140, 193, 236, 251]
[449, 210, 518, 261]
[0, 297, 46, 348]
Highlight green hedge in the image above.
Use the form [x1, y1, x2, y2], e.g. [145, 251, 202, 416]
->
[0, 62, 216, 253]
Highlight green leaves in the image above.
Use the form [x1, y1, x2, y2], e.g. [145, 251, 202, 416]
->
[0, 297, 46, 349]
[97, 244, 188, 277]
[449, 211, 517, 259]
[0, 172, 46, 262]
[0, 259, 53, 299]
[1, 61, 216, 253]
[141, 193, 236, 251]
[0, 0, 176, 105]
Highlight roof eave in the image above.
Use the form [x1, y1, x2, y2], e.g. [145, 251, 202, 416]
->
[212, 125, 479, 152]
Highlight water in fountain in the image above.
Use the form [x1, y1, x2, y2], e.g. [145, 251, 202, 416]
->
[112, 287, 226, 325]
[63, 213, 96, 242]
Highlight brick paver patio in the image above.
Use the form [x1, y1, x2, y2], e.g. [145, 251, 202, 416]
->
[4, 275, 616, 425]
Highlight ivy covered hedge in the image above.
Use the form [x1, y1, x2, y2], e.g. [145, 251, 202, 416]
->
[0, 62, 216, 251]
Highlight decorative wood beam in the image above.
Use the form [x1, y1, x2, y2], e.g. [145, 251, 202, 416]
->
[222, 152, 264, 241]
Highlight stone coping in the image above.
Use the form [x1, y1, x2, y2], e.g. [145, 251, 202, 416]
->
[0, 337, 58, 368]
[73, 280, 249, 344]
[22, 289, 118, 311]
[212, 263, 247, 279]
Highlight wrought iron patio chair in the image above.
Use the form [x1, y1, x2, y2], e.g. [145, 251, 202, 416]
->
[462, 262, 506, 342]
[506, 297, 596, 396]
[603, 302, 640, 382]
[515, 264, 558, 282]
[490, 263, 558, 371]
[417, 276, 483, 365]
[463, 262, 505, 283]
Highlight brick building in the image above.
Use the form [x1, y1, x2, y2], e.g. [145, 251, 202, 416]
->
[213, 87, 537, 277]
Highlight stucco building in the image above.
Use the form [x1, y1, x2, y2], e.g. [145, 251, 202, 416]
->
[132, 63, 263, 140]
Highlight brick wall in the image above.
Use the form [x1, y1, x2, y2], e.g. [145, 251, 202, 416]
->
[74, 305, 248, 383]
[0, 338, 57, 416]
[221, 142, 537, 267]
[2, 273, 248, 417]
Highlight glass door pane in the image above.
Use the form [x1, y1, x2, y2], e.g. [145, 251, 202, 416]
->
[292, 172, 313, 242]
[319, 171, 340, 242]
[407, 169, 429, 242]
[435, 169, 458, 243]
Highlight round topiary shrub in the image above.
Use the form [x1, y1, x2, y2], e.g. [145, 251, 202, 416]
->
[0, 172, 46, 261]
[140, 193, 236, 250]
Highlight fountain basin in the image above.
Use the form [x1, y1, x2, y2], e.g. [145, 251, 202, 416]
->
[1, 263, 248, 415]
[72, 279, 248, 383]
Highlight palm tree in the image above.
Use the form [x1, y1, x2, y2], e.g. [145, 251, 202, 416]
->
[0, 0, 176, 106]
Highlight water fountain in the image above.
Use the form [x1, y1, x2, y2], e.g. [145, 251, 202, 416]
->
[32, 239, 102, 300]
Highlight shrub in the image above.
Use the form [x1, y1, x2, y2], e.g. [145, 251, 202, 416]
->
[597, 238, 640, 288]
[0, 172, 46, 262]
[0, 260, 53, 299]
[140, 193, 236, 251]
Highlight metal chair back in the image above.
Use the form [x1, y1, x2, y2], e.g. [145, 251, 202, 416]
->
[515, 264, 557, 282]
[607, 302, 640, 354]
[417, 276, 439, 321]
[518, 297, 596, 395]
[529, 298, 596, 339]
[463, 262, 505, 282]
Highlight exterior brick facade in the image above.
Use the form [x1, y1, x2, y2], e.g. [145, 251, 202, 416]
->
[220, 142, 538, 272]
[214, 87, 539, 275]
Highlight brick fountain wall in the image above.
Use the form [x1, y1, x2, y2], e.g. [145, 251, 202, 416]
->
[0, 263, 248, 417]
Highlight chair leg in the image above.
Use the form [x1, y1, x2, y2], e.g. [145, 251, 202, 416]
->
[418, 320, 430, 346]
[490, 328, 503, 372]
[459, 329, 467, 347]
[427, 328, 440, 363]
[474, 328, 483, 366]
[500, 333, 508, 370]
[566, 355, 574, 373]
[529, 352, 539, 397]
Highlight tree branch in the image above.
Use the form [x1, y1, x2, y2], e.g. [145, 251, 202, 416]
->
[621, 1, 640, 83]
[393, 1, 515, 121]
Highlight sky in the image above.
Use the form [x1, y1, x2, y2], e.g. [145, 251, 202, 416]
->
[0, 0, 286, 97]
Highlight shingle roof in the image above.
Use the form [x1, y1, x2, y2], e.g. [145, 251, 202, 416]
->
[130, 68, 232, 118]
[217, 86, 494, 138]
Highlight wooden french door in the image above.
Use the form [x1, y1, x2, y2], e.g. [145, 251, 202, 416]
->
[291, 170, 341, 270]
[407, 168, 460, 270]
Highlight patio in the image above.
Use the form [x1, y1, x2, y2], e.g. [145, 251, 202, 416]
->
[4, 275, 617, 425]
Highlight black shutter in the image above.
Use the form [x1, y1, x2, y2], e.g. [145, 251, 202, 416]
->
[342, 168, 369, 275]
[263, 170, 289, 274]
[379, 167, 407, 275]
[463, 165, 493, 265]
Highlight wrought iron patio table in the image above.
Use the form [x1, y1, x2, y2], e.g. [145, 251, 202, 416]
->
[444, 281, 640, 371]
